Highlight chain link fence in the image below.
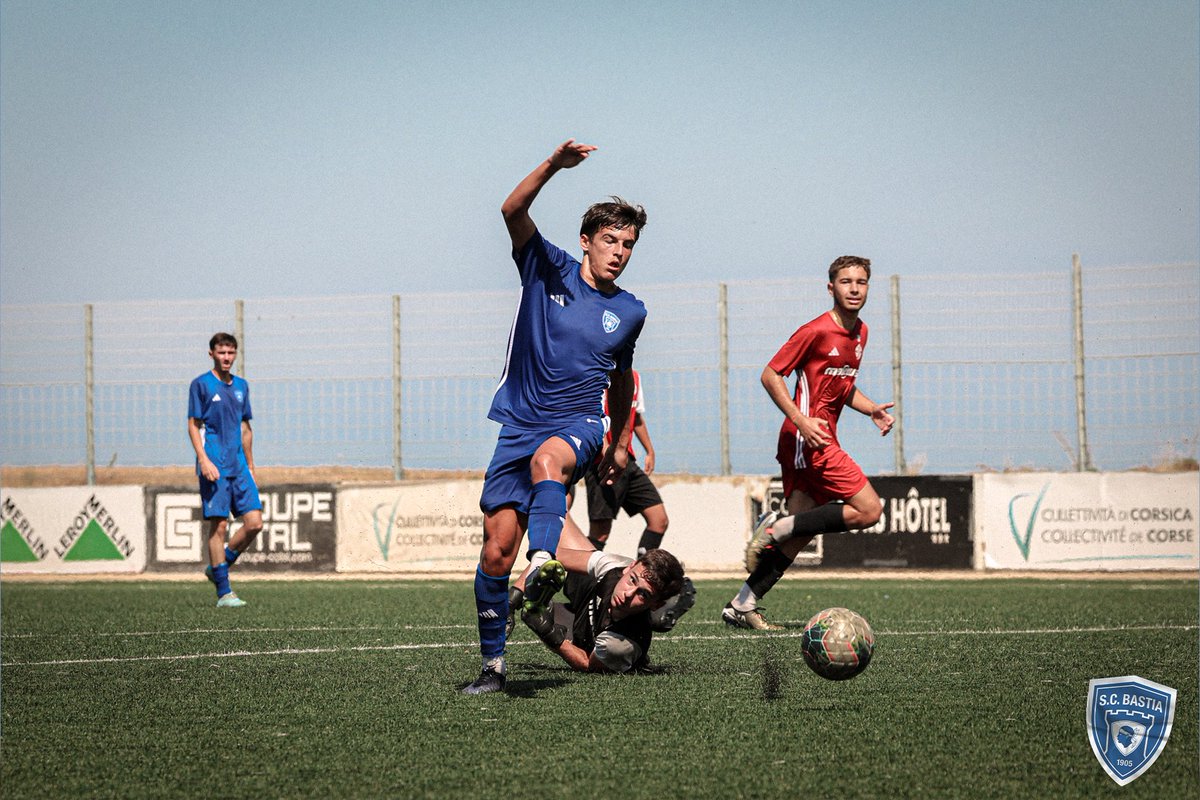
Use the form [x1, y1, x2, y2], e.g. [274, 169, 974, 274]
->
[2, 261, 1196, 477]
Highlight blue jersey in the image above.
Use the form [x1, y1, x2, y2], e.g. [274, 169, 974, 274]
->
[489, 231, 646, 429]
[188, 371, 253, 476]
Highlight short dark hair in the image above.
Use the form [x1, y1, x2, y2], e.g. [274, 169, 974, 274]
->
[828, 255, 871, 281]
[637, 548, 684, 601]
[580, 196, 647, 240]
[209, 332, 238, 350]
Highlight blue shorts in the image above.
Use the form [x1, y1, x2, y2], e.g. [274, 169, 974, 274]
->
[479, 418, 608, 514]
[199, 467, 263, 519]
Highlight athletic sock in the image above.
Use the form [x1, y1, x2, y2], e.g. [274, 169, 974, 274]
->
[474, 566, 509, 659]
[637, 529, 664, 556]
[526, 479, 567, 555]
[527, 549, 551, 578]
[224, 546, 240, 565]
[746, 545, 792, 602]
[731, 583, 759, 612]
[212, 563, 233, 597]
[587, 535, 607, 551]
[771, 503, 849, 544]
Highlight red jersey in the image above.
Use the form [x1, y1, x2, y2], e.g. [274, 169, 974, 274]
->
[768, 311, 867, 448]
[602, 369, 644, 458]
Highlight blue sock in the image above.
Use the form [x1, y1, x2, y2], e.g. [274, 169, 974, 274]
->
[527, 480, 567, 555]
[225, 546, 239, 565]
[212, 563, 232, 597]
[474, 566, 509, 659]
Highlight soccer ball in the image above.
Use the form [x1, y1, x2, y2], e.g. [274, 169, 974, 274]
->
[800, 607, 875, 681]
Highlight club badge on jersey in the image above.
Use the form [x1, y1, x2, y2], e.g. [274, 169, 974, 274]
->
[1086, 674, 1177, 785]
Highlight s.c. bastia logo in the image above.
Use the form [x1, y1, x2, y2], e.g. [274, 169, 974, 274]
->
[602, 310, 620, 333]
[1086, 675, 1176, 786]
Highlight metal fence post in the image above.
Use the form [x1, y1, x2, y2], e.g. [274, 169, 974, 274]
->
[392, 294, 404, 480]
[718, 282, 731, 476]
[889, 275, 906, 475]
[1072, 254, 1093, 471]
[84, 304, 96, 485]
[234, 299, 245, 377]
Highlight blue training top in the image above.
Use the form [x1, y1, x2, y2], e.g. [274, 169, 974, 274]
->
[489, 231, 647, 429]
[188, 371, 253, 476]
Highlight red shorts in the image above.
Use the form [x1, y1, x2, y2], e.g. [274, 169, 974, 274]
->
[776, 428, 868, 506]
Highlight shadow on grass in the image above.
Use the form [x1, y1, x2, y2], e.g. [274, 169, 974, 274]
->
[503, 677, 573, 697]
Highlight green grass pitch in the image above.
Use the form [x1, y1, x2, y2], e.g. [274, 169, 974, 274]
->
[2, 576, 1196, 798]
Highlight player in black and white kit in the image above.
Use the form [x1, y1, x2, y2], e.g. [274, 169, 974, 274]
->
[521, 523, 687, 673]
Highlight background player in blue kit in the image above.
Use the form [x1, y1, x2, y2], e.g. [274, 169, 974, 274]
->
[187, 332, 263, 608]
[463, 139, 649, 695]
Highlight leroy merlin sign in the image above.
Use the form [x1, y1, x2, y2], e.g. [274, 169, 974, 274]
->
[0, 487, 146, 573]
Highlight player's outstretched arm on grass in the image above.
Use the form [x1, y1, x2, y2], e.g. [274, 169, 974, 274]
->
[760, 365, 832, 448]
[848, 388, 895, 436]
[501, 138, 598, 251]
[522, 607, 617, 673]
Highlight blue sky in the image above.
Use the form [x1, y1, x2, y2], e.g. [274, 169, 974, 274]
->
[2, 0, 1197, 304]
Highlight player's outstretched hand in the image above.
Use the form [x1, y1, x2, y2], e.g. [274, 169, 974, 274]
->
[595, 444, 630, 486]
[872, 402, 896, 436]
[549, 139, 597, 170]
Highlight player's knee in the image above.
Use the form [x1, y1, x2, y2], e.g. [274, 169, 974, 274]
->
[480, 543, 516, 575]
[850, 500, 883, 528]
[480, 532, 519, 573]
[529, 451, 570, 483]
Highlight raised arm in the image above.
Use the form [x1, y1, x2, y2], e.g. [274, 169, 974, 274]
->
[501, 139, 597, 251]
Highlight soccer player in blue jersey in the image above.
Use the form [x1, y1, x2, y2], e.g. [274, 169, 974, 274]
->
[463, 139, 649, 695]
[187, 332, 263, 608]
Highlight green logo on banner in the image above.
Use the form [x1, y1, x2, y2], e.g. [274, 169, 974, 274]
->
[63, 518, 126, 561]
[1, 520, 41, 562]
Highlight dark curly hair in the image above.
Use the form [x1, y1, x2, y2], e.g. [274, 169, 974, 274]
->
[637, 548, 684, 601]
[580, 196, 647, 240]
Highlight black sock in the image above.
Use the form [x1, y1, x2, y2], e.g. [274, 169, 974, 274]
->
[587, 535, 607, 551]
[775, 502, 849, 543]
[637, 529, 664, 554]
[747, 545, 792, 599]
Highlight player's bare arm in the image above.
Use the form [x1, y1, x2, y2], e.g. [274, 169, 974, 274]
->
[596, 367, 636, 484]
[760, 365, 832, 448]
[501, 138, 598, 251]
[633, 418, 655, 474]
[848, 387, 895, 436]
[242, 420, 257, 478]
[187, 417, 220, 481]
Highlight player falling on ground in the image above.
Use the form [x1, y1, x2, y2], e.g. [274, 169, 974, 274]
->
[507, 485, 695, 637]
[520, 516, 686, 673]
[583, 368, 670, 556]
[187, 332, 264, 608]
[724, 256, 895, 630]
[463, 139, 648, 695]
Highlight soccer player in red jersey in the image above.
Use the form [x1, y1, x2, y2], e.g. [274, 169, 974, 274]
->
[723, 256, 895, 630]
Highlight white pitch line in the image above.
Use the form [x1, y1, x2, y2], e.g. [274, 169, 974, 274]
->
[2, 624, 476, 639]
[2, 623, 1195, 668]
